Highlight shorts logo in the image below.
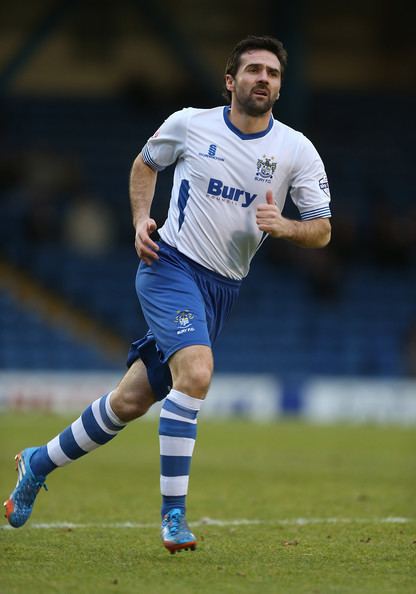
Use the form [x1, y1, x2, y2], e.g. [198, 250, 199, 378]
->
[175, 309, 196, 335]
[255, 155, 277, 184]
[319, 176, 330, 197]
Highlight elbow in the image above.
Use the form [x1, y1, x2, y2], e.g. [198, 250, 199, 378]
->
[320, 227, 331, 247]
[316, 219, 332, 248]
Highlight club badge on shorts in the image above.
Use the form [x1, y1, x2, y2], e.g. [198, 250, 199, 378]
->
[175, 310, 196, 335]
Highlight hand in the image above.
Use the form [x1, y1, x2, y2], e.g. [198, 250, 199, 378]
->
[135, 218, 159, 265]
[256, 191, 292, 239]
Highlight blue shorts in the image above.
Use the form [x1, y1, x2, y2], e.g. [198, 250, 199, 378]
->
[127, 241, 241, 401]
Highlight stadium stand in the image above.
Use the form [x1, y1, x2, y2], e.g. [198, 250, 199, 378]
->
[0, 290, 114, 370]
[0, 94, 415, 377]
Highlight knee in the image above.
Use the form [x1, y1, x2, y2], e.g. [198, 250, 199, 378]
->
[110, 385, 154, 422]
[174, 362, 213, 398]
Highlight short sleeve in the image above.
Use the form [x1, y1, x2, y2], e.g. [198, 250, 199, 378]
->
[289, 135, 331, 220]
[141, 108, 191, 172]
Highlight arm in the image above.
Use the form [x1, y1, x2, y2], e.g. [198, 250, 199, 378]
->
[256, 191, 331, 248]
[130, 109, 190, 264]
[129, 153, 160, 264]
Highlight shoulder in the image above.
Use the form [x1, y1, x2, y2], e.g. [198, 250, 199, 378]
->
[170, 106, 224, 121]
[161, 106, 223, 132]
[272, 117, 306, 144]
[274, 118, 321, 160]
[182, 105, 225, 125]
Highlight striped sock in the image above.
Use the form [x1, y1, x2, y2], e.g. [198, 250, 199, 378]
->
[159, 389, 203, 517]
[29, 392, 126, 477]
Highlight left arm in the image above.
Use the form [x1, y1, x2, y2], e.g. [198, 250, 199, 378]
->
[256, 191, 331, 248]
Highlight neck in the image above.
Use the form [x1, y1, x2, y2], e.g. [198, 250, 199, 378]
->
[227, 104, 272, 134]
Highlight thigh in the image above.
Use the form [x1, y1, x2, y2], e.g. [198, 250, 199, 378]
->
[136, 254, 211, 363]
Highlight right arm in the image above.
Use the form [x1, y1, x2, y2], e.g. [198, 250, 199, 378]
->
[130, 108, 189, 264]
[129, 153, 159, 265]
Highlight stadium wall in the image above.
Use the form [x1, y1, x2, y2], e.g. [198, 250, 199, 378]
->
[0, 372, 416, 424]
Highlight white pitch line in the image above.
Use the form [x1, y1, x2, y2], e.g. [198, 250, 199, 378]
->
[1, 517, 413, 530]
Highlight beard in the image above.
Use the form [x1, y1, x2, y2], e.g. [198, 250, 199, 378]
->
[234, 85, 277, 116]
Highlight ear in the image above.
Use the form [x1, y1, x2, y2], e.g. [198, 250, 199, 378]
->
[225, 74, 235, 92]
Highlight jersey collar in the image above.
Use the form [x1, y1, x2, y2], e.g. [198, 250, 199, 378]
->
[223, 106, 274, 140]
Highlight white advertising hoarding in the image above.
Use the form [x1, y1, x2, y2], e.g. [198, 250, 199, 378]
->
[1, 372, 416, 423]
[0, 371, 280, 421]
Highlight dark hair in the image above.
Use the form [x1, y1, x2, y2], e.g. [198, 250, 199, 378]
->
[223, 35, 288, 103]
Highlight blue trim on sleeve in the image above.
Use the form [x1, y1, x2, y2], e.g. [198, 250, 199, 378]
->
[178, 179, 190, 231]
[141, 144, 165, 172]
[301, 206, 332, 220]
[223, 106, 273, 140]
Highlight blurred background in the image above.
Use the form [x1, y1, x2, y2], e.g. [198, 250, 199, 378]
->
[0, 0, 415, 421]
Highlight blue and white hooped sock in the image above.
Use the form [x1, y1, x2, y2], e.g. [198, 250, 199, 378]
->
[29, 392, 126, 477]
[159, 389, 203, 518]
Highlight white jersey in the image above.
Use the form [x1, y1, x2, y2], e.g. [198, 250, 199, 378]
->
[141, 106, 331, 280]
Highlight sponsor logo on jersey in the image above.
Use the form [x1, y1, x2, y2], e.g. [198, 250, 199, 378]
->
[255, 155, 277, 183]
[198, 143, 225, 161]
[207, 178, 257, 208]
[319, 175, 330, 197]
[175, 309, 196, 335]
[208, 144, 217, 157]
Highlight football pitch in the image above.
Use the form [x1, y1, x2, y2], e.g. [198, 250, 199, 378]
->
[0, 413, 415, 594]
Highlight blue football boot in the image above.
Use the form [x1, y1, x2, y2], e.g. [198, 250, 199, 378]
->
[161, 508, 197, 554]
[4, 447, 47, 528]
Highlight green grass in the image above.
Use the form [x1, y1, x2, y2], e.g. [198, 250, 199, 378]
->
[0, 413, 415, 594]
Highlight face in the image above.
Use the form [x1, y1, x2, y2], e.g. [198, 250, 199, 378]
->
[226, 49, 282, 116]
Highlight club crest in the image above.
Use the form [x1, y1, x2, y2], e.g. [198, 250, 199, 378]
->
[175, 309, 194, 328]
[255, 155, 277, 183]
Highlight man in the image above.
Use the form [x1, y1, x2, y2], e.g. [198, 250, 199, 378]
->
[4, 35, 331, 553]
